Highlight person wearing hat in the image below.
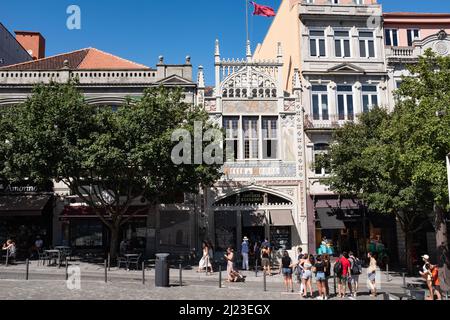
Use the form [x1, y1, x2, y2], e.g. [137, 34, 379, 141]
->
[241, 237, 250, 271]
[419, 255, 433, 299]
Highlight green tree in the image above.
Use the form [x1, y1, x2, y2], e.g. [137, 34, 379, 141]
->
[324, 50, 450, 279]
[2, 82, 223, 259]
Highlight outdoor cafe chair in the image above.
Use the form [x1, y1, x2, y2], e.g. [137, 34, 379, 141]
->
[127, 254, 142, 270]
[117, 256, 128, 270]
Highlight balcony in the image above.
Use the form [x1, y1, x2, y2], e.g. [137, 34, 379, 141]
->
[304, 114, 355, 130]
[385, 46, 420, 64]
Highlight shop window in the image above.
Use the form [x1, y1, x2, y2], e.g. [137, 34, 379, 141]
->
[70, 220, 104, 248]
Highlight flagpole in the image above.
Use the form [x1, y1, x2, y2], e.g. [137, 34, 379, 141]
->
[246, 0, 250, 45]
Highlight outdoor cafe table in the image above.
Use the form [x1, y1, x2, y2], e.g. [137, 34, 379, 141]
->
[44, 250, 61, 267]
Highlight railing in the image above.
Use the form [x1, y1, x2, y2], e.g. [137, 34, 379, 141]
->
[386, 46, 420, 62]
[304, 114, 355, 129]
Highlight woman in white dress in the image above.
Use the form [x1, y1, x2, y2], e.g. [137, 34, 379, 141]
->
[197, 241, 213, 273]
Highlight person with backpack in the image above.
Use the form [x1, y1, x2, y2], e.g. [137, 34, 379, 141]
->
[348, 251, 362, 297]
[335, 252, 351, 298]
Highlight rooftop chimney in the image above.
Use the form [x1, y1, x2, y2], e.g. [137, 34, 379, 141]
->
[14, 31, 46, 60]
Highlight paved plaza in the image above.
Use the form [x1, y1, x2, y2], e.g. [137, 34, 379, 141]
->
[0, 260, 435, 300]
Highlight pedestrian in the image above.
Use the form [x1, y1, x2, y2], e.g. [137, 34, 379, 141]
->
[29, 235, 44, 259]
[241, 237, 250, 271]
[348, 251, 362, 297]
[301, 254, 314, 298]
[431, 263, 442, 300]
[295, 247, 305, 289]
[224, 247, 237, 282]
[261, 245, 271, 276]
[419, 255, 437, 300]
[337, 252, 351, 298]
[119, 239, 128, 256]
[323, 253, 331, 299]
[367, 252, 378, 297]
[313, 255, 326, 300]
[2, 239, 16, 263]
[197, 241, 213, 273]
[279, 250, 294, 292]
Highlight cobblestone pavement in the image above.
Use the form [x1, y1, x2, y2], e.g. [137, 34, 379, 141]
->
[0, 260, 431, 300]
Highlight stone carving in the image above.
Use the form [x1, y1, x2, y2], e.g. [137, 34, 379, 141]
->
[438, 30, 448, 41]
[435, 41, 449, 56]
[284, 100, 296, 112]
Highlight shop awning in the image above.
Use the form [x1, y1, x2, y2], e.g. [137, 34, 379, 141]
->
[0, 195, 52, 216]
[242, 211, 267, 227]
[316, 208, 346, 230]
[269, 210, 294, 226]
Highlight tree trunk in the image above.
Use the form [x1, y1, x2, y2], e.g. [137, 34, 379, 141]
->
[435, 204, 450, 291]
[405, 232, 414, 276]
[109, 226, 120, 262]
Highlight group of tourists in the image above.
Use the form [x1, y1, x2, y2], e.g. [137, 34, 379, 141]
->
[278, 247, 377, 299]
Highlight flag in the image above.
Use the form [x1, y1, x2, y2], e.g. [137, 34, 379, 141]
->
[249, 1, 276, 17]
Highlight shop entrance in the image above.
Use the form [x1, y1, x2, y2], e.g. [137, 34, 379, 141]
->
[242, 226, 265, 245]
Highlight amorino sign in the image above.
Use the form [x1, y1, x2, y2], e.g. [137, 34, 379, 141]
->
[0, 180, 53, 193]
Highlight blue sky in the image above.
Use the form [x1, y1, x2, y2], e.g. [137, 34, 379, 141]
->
[1, 0, 450, 84]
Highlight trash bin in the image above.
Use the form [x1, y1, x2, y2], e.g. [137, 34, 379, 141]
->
[155, 253, 170, 287]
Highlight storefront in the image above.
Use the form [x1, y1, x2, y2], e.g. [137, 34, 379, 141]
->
[212, 190, 295, 254]
[0, 181, 53, 258]
[313, 196, 396, 260]
[60, 205, 193, 256]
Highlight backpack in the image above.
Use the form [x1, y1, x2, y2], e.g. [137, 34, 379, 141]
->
[334, 260, 343, 276]
[350, 257, 362, 275]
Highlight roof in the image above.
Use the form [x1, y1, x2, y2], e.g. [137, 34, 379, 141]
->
[0, 48, 151, 71]
[384, 12, 450, 18]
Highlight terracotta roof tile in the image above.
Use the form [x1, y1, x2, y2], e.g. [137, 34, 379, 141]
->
[0, 48, 150, 71]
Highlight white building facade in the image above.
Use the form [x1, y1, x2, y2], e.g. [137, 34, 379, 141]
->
[202, 40, 309, 256]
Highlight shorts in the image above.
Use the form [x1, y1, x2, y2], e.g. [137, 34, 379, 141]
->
[368, 272, 376, 282]
[349, 275, 359, 283]
[262, 258, 270, 267]
[339, 275, 349, 284]
[316, 272, 326, 281]
[282, 268, 292, 276]
[302, 270, 312, 280]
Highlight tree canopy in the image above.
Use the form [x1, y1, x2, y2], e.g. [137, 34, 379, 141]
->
[1, 81, 223, 258]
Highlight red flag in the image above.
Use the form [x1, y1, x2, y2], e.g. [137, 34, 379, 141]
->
[249, 1, 276, 17]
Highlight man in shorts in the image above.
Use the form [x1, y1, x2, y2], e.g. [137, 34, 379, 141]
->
[338, 252, 352, 298]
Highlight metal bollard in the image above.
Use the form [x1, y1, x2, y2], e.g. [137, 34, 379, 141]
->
[108, 254, 111, 271]
[179, 263, 182, 287]
[263, 271, 267, 292]
[142, 261, 145, 285]
[65, 258, 69, 280]
[104, 259, 107, 283]
[25, 259, 29, 280]
[386, 264, 391, 282]
[206, 257, 209, 276]
[5, 249, 8, 267]
[255, 260, 258, 278]
[219, 265, 222, 288]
